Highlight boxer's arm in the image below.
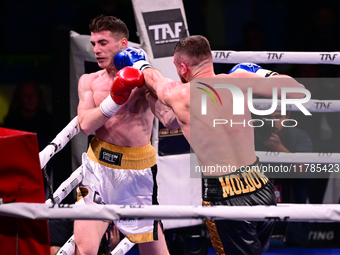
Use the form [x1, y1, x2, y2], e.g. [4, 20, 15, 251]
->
[229, 63, 306, 100]
[77, 74, 109, 136]
[145, 90, 180, 130]
[254, 74, 306, 99]
[142, 68, 175, 106]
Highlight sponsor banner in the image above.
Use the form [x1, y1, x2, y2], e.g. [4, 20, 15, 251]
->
[131, 0, 188, 80]
[143, 9, 188, 59]
[308, 223, 340, 248]
[212, 51, 340, 64]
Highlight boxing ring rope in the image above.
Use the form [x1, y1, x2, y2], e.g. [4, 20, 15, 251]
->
[252, 99, 340, 113]
[9, 50, 338, 254]
[2, 203, 340, 222]
[39, 116, 80, 169]
[211, 51, 340, 64]
[2, 195, 340, 255]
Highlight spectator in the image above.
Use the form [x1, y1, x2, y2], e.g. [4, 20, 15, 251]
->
[3, 81, 53, 150]
[255, 110, 313, 247]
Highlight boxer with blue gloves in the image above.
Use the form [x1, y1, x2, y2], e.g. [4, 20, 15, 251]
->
[114, 47, 152, 71]
[229, 62, 278, 77]
[113, 35, 307, 255]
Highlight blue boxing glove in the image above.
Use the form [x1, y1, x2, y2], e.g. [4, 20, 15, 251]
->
[114, 47, 152, 71]
[229, 62, 278, 77]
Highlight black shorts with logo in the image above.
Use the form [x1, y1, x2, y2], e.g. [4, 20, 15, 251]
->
[202, 158, 276, 255]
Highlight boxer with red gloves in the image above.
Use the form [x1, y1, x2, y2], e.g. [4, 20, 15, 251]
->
[99, 67, 144, 118]
[75, 15, 175, 255]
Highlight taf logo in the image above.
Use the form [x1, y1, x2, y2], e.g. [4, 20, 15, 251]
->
[143, 9, 188, 58]
[320, 54, 337, 61]
[149, 22, 183, 44]
[214, 51, 232, 59]
[267, 53, 284, 60]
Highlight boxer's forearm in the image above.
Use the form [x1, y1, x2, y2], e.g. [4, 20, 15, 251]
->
[155, 101, 180, 130]
[78, 107, 108, 136]
[142, 68, 171, 105]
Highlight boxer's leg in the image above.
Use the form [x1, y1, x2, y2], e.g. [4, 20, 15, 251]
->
[74, 220, 109, 255]
[138, 222, 170, 255]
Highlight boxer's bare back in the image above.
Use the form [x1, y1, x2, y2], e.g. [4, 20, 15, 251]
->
[143, 68, 305, 175]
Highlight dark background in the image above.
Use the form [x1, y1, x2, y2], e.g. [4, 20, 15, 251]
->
[1, 0, 340, 250]
[1, 0, 340, 84]
[1, 0, 340, 199]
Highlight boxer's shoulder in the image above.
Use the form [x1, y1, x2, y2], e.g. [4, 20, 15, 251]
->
[162, 81, 189, 105]
[79, 70, 104, 85]
[164, 81, 188, 95]
[168, 80, 184, 89]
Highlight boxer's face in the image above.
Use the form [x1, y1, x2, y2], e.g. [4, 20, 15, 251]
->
[90, 30, 126, 70]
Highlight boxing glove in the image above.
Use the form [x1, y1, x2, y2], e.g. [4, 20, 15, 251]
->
[100, 67, 144, 118]
[229, 62, 278, 77]
[114, 47, 152, 71]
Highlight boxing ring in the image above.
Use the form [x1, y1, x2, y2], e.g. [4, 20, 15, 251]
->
[1, 0, 340, 253]
[1, 49, 340, 255]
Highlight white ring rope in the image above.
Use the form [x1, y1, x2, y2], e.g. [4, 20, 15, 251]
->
[56, 235, 75, 255]
[212, 51, 340, 65]
[56, 234, 134, 255]
[256, 151, 340, 164]
[39, 116, 80, 169]
[45, 165, 83, 206]
[252, 99, 340, 113]
[1, 203, 340, 222]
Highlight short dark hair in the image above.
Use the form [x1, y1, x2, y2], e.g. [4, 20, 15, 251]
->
[89, 14, 129, 40]
[174, 35, 212, 66]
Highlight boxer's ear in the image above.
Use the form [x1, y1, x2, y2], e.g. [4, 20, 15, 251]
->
[181, 63, 188, 76]
[120, 38, 128, 48]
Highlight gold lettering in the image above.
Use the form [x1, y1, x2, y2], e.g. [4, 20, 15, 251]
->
[241, 172, 254, 192]
[248, 169, 262, 189]
[219, 176, 234, 198]
[230, 174, 242, 195]
[254, 166, 268, 184]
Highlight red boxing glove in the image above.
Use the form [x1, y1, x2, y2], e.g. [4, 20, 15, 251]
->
[110, 66, 144, 104]
[100, 67, 144, 118]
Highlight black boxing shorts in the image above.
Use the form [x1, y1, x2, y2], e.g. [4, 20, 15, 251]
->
[202, 158, 276, 255]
